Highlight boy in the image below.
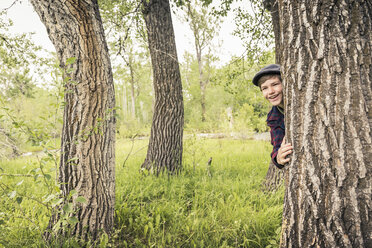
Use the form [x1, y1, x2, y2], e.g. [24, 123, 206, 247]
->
[252, 64, 293, 168]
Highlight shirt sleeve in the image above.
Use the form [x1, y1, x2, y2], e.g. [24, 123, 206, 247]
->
[269, 125, 285, 169]
[267, 108, 285, 169]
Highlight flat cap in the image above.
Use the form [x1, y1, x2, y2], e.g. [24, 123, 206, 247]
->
[252, 64, 281, 86]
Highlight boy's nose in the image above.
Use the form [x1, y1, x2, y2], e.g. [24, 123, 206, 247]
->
[268, 87, 275, 94]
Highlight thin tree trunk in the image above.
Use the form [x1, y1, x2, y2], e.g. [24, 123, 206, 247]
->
[200, 81, 207, 122]
[196, 44, 207, 122]
[264, 0, 281, 64]
[141, 0, 184, 175]
[184, 1, 212, 123]
[122, 53, 136, 119]
[123, 82, 128, 118]
[129, 63, 136, 119]
[30, 0, 115, 241]
[279, 1, 372, 247]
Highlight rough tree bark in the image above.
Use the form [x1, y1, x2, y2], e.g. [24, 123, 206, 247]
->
[279, 1, 372, 247]
[141, 0, 184, 175]
[30, 0, 115, 241]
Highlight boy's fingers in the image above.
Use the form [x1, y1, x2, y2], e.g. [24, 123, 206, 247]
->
[282, 144, 292, 149]
[283, 158, 290, 163]
[281, 146, 293, 153]
[285, 146, 293, 151]
[278, 156, 290, 164]
[282, 154, 291, 161]
[283, 150, 292, 156]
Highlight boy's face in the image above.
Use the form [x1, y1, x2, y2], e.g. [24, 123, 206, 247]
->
[260, 77, 283, 106]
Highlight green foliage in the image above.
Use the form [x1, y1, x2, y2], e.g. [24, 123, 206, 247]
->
[0, 11, 40, 68]
[0, 10, 50, 98]
[234, 103, 267, 133]
[181, 0, 221, 51]
[0, 62, 64, 158]
[195, 0, 275, 64]
[0, 60, 64, 245]
[233, 0, 274, 64]
[0, 142, 59, 247]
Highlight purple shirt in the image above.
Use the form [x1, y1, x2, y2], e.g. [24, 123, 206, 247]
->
[266, 106, 285, 169]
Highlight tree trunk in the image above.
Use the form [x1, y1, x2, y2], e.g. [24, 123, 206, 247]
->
[122, 53, 137, 120]
[200, 80, 207, 122]
[196, 41, 207, 123]
[186, 1, 208, 122]
[129, 62, 136, 119]
[262, 160, 284, 192]
[141, 0, 184, 175]
[30, 0, 115, 241]
[122, 82, 128, 118]
[264, 0, 281, 64]
[279, 1, 372, 247]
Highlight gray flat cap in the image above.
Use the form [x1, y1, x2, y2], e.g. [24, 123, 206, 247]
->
[252, 64, 281, 86]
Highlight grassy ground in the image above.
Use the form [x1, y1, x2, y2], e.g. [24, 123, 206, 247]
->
[0, 138, 284, 247]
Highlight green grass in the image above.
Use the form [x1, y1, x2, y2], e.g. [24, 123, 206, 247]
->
[0, 138, 284, 247]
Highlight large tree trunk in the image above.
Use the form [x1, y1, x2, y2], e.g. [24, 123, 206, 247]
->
[141, 0, 184, 175]
[30, 0, 115, 241]
[279, 1, 372, 247]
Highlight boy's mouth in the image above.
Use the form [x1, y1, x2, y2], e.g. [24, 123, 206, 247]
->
[269, 94, 280, 100]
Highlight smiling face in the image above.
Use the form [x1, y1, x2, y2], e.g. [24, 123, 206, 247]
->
[259, 76, 283, 107]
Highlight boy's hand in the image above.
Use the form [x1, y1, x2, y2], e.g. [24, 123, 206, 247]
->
[277, 136, 293, 165]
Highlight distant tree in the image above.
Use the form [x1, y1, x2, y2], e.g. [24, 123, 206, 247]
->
[279, 1, 372, 247]
[181, 0, 221, 122]
[141, 0, 184, 175]
[100, 0, 147, 120]
[30, 0, 116, 241]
